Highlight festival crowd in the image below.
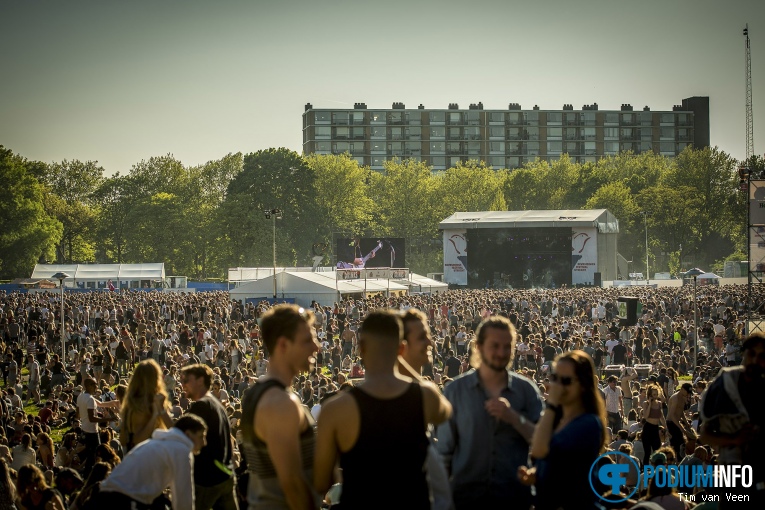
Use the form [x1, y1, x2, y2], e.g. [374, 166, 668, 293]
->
[0, 283, 763, 510]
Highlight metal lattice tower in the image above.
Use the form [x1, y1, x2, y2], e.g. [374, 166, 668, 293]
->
[745, 24, 754, 159]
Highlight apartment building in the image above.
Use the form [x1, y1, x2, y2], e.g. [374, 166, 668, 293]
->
[302, 97, 709, 171]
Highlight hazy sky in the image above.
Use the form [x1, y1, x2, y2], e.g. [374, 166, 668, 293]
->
[1, 0, 763, 174]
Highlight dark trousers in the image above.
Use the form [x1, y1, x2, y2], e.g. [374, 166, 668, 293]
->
[82, 431, 101, 476]
[194, 478, 238, 510]
[642, 421, 661, 466]
[607, 412, 623, 434]
[667, 421, 685, 461]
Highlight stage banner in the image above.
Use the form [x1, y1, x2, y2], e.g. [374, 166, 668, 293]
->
[443, 229, 468, 285]
[337, 268, 409, 280]
[572, 227, 597, 285]
[749, 179, 765, 226]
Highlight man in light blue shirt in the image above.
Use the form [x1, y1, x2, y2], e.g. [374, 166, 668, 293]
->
[437, 316, 544, 510]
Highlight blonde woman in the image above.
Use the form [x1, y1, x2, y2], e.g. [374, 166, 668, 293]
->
[119, 359, 173, 452]
[36, 432, 55, 470]
[641, 383, 669, 466]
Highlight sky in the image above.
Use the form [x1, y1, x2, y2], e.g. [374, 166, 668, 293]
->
[1, 0, 764, 175]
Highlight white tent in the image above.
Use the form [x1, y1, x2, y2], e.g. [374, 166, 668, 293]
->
[697, 272, 721, 279]
[32, 263, 166, 289]
[229, 271, 408, 308]
[394, 274, 448, 294]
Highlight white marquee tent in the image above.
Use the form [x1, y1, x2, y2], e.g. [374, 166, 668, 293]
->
[229, 271, 409, 307]
[31, 264, 167, 289]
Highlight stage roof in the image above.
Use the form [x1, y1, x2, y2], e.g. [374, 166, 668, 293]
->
[32, 264, 166, 281]
[439, 209, 618, 233]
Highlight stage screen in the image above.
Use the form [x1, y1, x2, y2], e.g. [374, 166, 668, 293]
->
[466, 228, 572, 289]
[336, 238, 406, 269]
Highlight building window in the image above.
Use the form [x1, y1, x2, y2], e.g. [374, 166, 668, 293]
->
[582, 112, 596, 126]
[431, 142, 445, 154]
[490, 141, 505, 153]
[508, 112, 522, 125]
[547, 127, 562, 139]
[603, 127, 618, 140]
[526, 127, 539, 140]
[333, 112, 349, 125]
[388, 142, 403, 155]
[315, 112, 331, 123]
[641, 142, 653, 153]
[547, 141, 562, 154]
[566, 142, 578, 154]
[315, 141, 331, 152]
[621, 113, 634, 125]
[660, 142, 675, 153]
[404, 142, 422, 156]
[315, 126, 331, 139]
[527, 142, 540, 155]
[641, 128, 653, 141]
[583, 127, 596, 141]
[447, 142, 462, 155]
[449, 127, 462, 140]
[584, 142, 596, 155]
[678, 128, 691, 141]
[465, 126, 480, 140]
[604, 113, 619, 125]
[371, 112, 386, 123]
[507, 127, 522, 140]
[467, 142, 480, 155]
[660, 113, 675, 125]
[489, 112, 505, 123]
[389, 127, 403, 140]
[604, 142, 619, 154]
[641, 112, 653, 126]
[466, 111, 480, 126]
[429, 111, 445, 124]
[350, 143, 364, 155]
[677, 113, 690, 126]
[371, 126, 386, 138]
[507, 157, 521, 169]
[620, 128, 633, 139]
[430, 127, 445, 139]
[333, 142, 350, 154]
[351, 127, 365, 140]
[432, 157, 446, 168]
[371, 141, 386, 153]
[372, 156, 386, 167]
[334, 127, 349, 139]
[564, 113, 578, 126]
[526, 111, 539, 125]
[547, 112, 562, 125]
[676, 142, 689, 152]
[405, 127, 421, 140]
[660, 127, 675, 140]
[448, 112, 462, 125]
[490, 156, 505, 167]
[389, 112, 403, 125]
[490, 126, 504, 138]
[350, 112, 364, 125]
[405, 111, 420, 125]
[565, 128, 578, 140]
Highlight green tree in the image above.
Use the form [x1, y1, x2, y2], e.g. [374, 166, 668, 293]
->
[305, 153, 375, 261]
[432, 161, 506, 219]
[42, 159, 105, 263]
[0, 147, 62, 278]
[93, 174, 135, 263]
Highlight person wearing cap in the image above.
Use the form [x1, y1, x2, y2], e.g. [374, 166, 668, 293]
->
[666, 382, 697, 461]
[700, 333, 765, 508]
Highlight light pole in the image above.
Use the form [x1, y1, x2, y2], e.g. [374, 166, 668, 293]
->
[264, 208, 283, 299]
[685, 268, 704, 375]
[52, 272, 70, 364]
[642, 211, 650, 285]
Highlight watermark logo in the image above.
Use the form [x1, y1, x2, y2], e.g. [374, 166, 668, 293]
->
[589, 452, 640, 503]
[589, 453, 753, 503]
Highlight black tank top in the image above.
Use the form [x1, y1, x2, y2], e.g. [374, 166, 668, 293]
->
[339, 382, 429, 509]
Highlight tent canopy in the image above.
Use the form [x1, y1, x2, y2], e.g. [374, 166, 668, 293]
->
[697, 272, 721, 279]
[32, 264, 165, 282]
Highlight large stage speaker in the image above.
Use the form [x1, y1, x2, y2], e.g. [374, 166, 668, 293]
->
[594, 272, 602, 287]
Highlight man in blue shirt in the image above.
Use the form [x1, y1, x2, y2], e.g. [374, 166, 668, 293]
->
[436, 316, 544, 510]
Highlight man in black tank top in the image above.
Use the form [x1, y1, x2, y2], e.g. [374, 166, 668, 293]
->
[314, 310, 452, 509]
[240, 305, 320, 510]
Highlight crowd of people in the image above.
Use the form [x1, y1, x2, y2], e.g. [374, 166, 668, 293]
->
[0, 282, 762, 509]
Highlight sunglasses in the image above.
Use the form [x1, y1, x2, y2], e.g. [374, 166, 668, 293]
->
[550, 373, 574, 386]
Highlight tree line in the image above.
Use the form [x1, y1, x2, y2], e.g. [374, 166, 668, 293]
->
[0, 144, 759, 280]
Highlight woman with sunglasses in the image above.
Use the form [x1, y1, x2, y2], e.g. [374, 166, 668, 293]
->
[518, 350, 607, 510]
